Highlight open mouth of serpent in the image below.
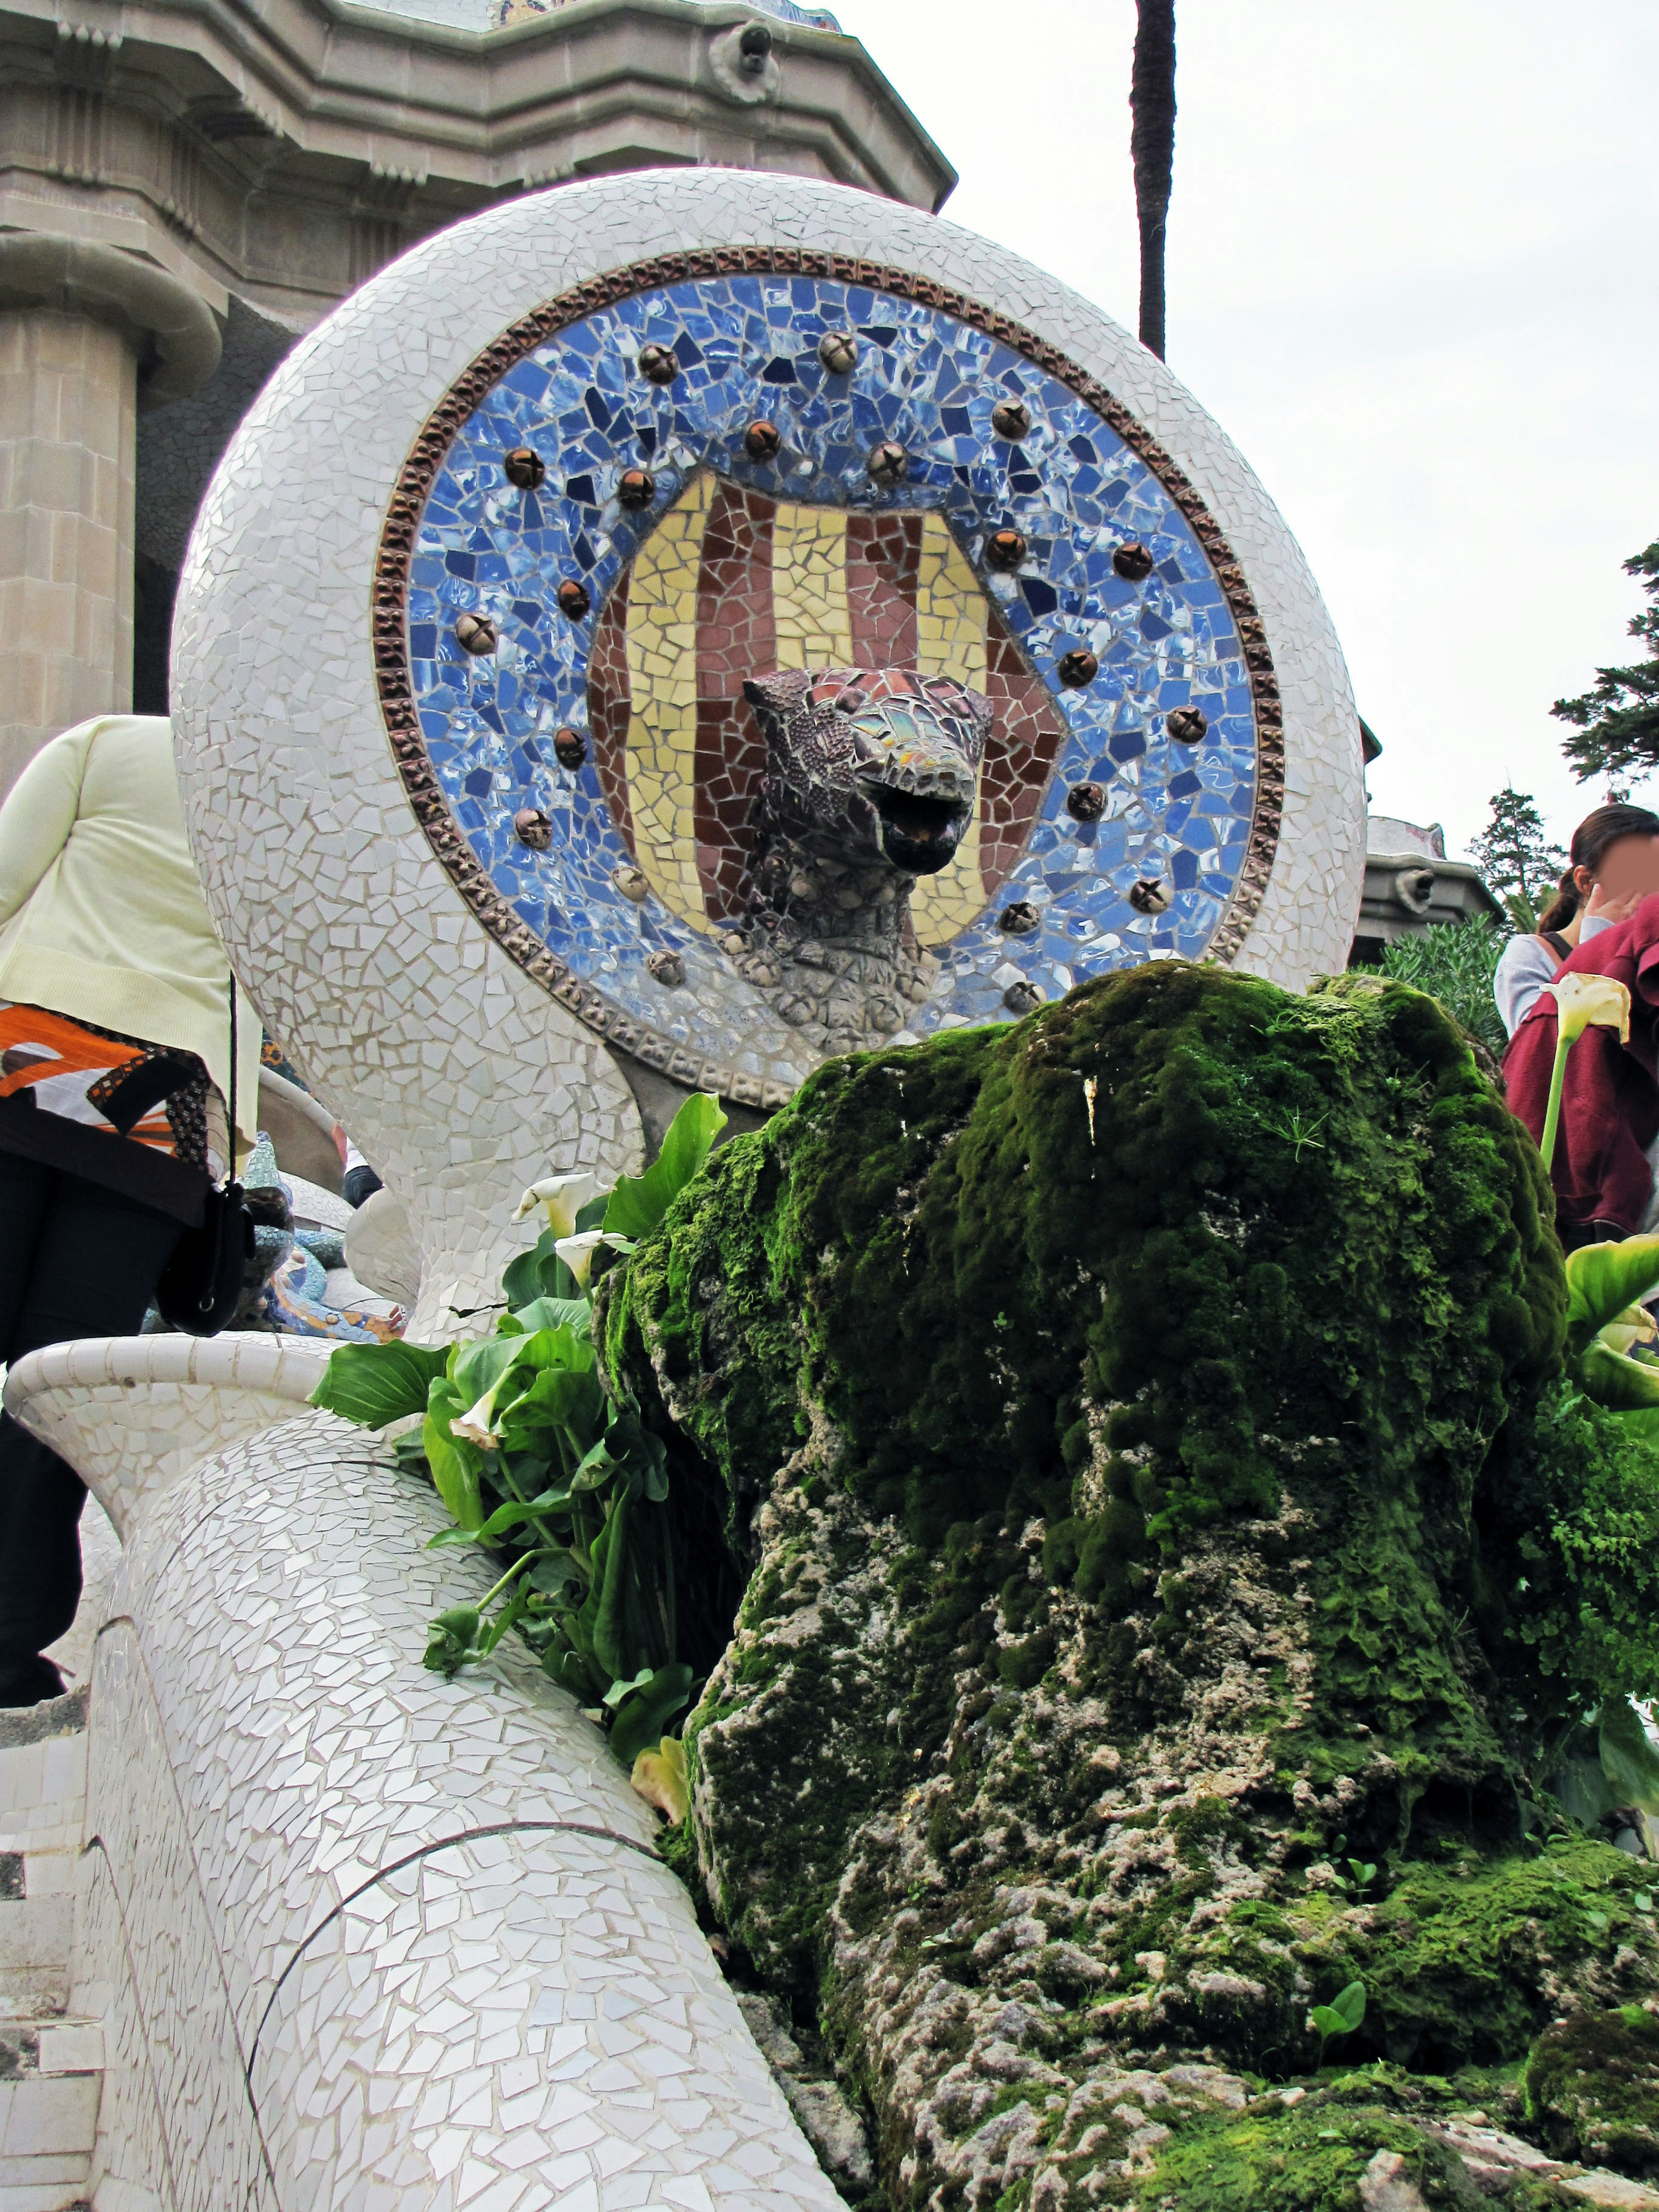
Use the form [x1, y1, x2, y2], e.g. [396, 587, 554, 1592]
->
[863, 780, 971, 874]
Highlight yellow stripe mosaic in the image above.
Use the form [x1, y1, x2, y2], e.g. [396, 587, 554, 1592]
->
[772, 503, 853, 668]
[623, 470, 715, 929]
[911, 515, 988, 945]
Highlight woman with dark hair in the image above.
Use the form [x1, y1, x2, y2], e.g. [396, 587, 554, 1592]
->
[1494, 801, 1659, 1036]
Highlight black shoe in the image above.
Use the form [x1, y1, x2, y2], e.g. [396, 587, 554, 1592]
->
[0, 1656, 68, 1708]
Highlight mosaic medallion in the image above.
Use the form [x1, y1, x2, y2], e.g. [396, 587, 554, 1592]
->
[375, 251, 1284, 1107]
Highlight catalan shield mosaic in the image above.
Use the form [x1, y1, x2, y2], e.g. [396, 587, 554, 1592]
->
[375, 252, 1284, 1108]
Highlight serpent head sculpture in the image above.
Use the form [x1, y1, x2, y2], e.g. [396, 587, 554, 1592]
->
[717, 668, 991, 1056]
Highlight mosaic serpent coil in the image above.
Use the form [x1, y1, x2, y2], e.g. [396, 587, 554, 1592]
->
[375, 254, 1284, 1107]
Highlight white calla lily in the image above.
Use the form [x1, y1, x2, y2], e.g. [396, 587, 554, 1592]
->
[511, 1170, 601, 1237]
[1544, 972, 1632, 1047]
[450, 1392, 502, 1449]
[556, 1230, 613, 1289]
[1602, 1304, 1659, 1360]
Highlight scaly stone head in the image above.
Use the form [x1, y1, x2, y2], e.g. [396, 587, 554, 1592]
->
[742, 667, 990, 876]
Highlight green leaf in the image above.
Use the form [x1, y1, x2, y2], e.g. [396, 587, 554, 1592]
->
[1601, 1696, 1659, 1815]
[1566, 1236, 1659, 1351]
[1329, 1979, 1366, 2032]
[505, 1296, 593, 1340]
[602, 1093, 726, 1240]
[609, 1662, 695, 1767]
[309, 1339, 451, 1428]
[1579, 1340, 1659, 1413]
[603, 1664, 655, 1710]
[1614, 1408, 1659, 1443]
[1308, 2006, 1348, 2042]
[425, 1489, 575, 1548]
[423, 1393, 485, 1531]
[423, 1603, 480, 1678]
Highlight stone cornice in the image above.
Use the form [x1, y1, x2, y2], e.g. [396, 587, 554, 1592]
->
[0, 0, 956, 207]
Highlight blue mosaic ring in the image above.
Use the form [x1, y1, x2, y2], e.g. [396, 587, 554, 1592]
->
[375, 248, 1284, 1109]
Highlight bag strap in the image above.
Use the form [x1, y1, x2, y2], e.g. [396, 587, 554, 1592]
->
[226, 973, 239, 1193]
[1540, 928, 1573, 964]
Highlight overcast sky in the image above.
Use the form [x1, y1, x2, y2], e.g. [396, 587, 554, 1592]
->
[826, 0, 1659, 868]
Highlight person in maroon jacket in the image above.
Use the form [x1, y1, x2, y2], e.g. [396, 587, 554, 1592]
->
[1504, 893, 1659, 1248]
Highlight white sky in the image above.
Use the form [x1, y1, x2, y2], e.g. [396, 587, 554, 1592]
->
[828, 0, 1659, 868]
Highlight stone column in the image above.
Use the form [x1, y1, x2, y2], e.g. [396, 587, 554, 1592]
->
[0, 235, 221, 795]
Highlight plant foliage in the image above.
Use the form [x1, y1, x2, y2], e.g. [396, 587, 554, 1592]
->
[1363, 918, 1507, 1057]
[1469, 786, 1565, 932]
[1554, 538, 1659, 782]
[311, 1094, 726, 1764]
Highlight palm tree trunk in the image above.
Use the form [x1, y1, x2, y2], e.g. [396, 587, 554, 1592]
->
[1131, 0, 1176, 360]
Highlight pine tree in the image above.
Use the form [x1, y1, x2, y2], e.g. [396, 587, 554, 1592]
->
[1553, 539, 1659, 780]
[1469, 787, 1565, 935]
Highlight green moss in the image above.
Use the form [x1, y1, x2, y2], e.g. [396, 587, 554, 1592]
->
[596, 966, 1659, 2203]
[1526, 2004, 1659, 2174]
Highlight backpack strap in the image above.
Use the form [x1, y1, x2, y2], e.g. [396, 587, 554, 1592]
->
[1539, 929, 1573, 963]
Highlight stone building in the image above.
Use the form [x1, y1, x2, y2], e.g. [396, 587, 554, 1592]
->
[0, 0, 953, 791]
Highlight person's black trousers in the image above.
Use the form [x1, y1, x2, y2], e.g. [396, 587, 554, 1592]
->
[0, 1154, 182, 1704]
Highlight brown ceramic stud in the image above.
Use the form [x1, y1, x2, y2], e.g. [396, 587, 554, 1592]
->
[1058, 648, 1099, 688]
[866, 441, 908, 489]
[646, 948, 686, 987]
[1166, 706, 1209, 745]
[1003, 979, 1043, 1016]
[556, 578, 591, 621]
[637, 342, 679, 386]
[1129, 877, 1173, 916]
[744, 420, 783, 461]
[453, 613, 498, 656]
[502, 447, 545, 490]
[617, 468, 655, 510]
[985, 528, 1027, 573]
[513, 807, 552, 852]
[1112, 540, 1155, 582]
[1066, 782, 1106, 823]
[998, 900, 1040, 934]
[553, 727, 587, 769]
[612, 865, 650, 903]
[818, 330, 858, 375]
[991, 399, 1032, 440]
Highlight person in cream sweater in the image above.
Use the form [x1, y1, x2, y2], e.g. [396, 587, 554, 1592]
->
[0, 715, 261, 1706]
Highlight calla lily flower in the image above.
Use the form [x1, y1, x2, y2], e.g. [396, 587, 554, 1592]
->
[511, 1170, 601, 1237]
[451, 1391, 502, 1449]
[1540, 974, 1635, 1170]
[1602, 1304, 1659, 1360]
[1544, 972, 1631, 1046]
[556, 1230, 612, 1290]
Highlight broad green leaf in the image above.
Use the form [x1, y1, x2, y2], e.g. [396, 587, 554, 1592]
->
[1614, 1409, 1659, 1443]
[609, 1662, 695, 1767]
[423, 1401, 484, 1531]
[603, 1093, 725, 1239]
[1601, 1696, 1659, 1815]
[603, 1664, 655, 1710]
[1566, 1236, 1659, 1351]
[505, 1296, 593, 1341]
[542, 1643, 604, 1701]
[1330, 1979, 1366, 2031]
[451, 1333, 537, 1404]
[610, 1416, 669, 1503]
[631, 1733, 690, 1823]
[423, 1604, 480, 1678]
[310, 1339, 450, 1428]
[424, 1490, 575, 1548]
[586, 1491, 635, 1683]
[1579, 1340, 1659, 1413]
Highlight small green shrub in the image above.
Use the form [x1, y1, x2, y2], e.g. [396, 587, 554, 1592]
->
[1363, 918, 1507, 1057]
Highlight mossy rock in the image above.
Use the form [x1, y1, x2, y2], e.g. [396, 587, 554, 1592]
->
[600, 965, 1659, 2211]
[1527, 2005, 1659, 2175]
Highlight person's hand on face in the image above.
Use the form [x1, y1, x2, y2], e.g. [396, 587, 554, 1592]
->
[1580, 835, 1659, 922]
[1585, 881, 1645, 926]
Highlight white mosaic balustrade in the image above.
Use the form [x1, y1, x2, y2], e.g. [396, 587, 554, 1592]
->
[169, 168, 1364, 1338]
[4, 1332, 331, 1541]
[44, 1406, 842, 2212]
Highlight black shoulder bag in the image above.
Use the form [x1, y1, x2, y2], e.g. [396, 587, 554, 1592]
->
[155, 978, 254, 1335]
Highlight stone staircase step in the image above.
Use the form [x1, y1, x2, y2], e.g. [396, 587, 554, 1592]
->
[0, 1694, 98, 2212]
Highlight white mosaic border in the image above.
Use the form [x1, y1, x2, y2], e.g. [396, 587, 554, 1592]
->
[64, 1409, 843, 2212]
[170, 170, 1364, 1337]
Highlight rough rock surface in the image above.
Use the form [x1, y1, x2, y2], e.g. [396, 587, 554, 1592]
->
[601, 966, 1659, 2209]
